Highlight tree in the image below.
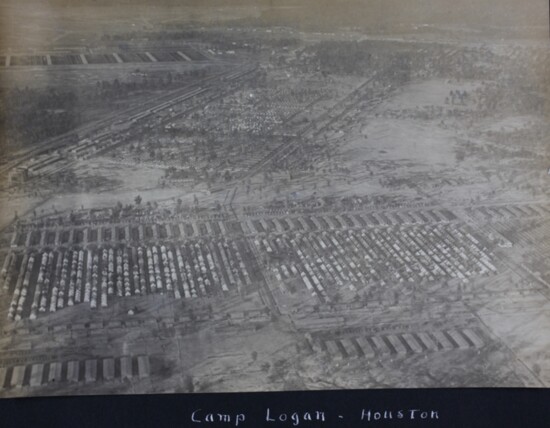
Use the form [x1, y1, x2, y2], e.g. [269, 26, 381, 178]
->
[134, 195, 142, 206]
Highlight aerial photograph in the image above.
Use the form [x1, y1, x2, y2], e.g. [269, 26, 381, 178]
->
[0, 0, 549, 396]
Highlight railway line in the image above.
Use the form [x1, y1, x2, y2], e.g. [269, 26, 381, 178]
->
[0, 64, 256, 179]
[1, 64, 259, 189]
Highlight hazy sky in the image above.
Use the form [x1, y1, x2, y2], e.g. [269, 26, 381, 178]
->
[1, 0, 548, 41]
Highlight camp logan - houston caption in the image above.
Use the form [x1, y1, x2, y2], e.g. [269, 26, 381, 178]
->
[189, 407, 440, 426]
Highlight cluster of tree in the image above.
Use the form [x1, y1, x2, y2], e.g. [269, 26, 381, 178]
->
[92, 70, 200, 100]
[305, 41, 388, 76]
[164, 167, 191, 180]
[0, 87, 80, 147]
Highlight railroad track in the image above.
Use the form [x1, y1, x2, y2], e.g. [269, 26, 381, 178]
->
[0, 64, 255, 177]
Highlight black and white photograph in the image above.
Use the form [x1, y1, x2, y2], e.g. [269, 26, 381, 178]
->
[0, 0, 549, 399]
